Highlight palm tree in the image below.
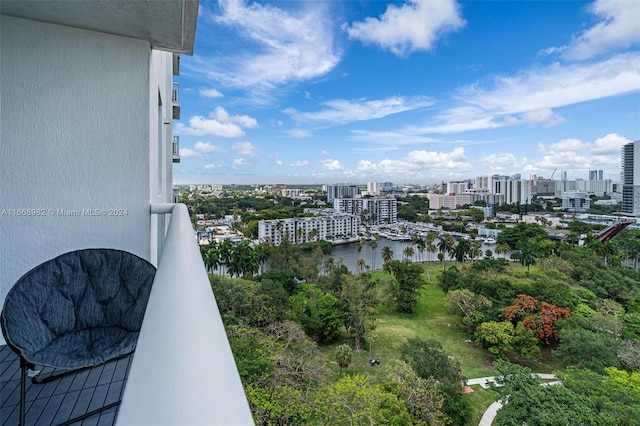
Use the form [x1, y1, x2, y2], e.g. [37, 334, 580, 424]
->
[355, 239, 365, 260]
[403, 246, 415, 261]
[593, 239, 617, 267]
[357, 258, 368, 274]
[469, 239, 482, 262]
[218, 239, 233, 276]
[413, 236, 426, 263]
[437, 234, 454, 270]
[495, 243, 510, 260]
[517, 242, 537, 271]
[369, 239, 378, 271]
[453, 238, 470, 263]
[253, 243, 269, 275]
[381, 246, 394, 263]
[324, 256, 335, 276]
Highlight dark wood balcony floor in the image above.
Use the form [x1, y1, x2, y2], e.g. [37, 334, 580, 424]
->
[0, 345, 131, 425]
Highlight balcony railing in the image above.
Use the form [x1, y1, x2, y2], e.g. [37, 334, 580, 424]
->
[172, 82, 180, 119]
[172, 135, 180, 163]
[117, 203, 254, 425]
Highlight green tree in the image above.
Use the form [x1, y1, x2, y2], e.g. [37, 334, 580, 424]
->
[445, 288, 492, 329]
[495, 242, 511, 259]
[385, 361, 447, 426]
[369, 239, 378, 271]
[437, 235, 454, 270]
[335, 343, 353, 376]
[381, 245, 394, 263]
[386, 260, 425, 313]
[403, 246, 415, 261]
[401, 338, 470, 426]
[312, 375, 411, 425]
[475, 321, 513, 357]
[516, 240, 537, 271]
[341, 274, 382, 352]
[288, 284, 344, 344]
[492, 360, 616, 426]
[553, 327, 621, 374]
[452, 238, 471, 263]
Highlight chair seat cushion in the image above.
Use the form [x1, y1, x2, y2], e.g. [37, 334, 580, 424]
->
[1, 249, 155, 368]
[30, 326, 138, 369]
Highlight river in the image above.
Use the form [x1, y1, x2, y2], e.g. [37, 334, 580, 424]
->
[329, 238, 499, 273]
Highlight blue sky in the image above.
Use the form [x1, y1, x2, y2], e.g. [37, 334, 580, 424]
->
[174, 0, 640, 185]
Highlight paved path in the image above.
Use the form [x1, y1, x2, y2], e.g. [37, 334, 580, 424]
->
[467, 374, 558, 425]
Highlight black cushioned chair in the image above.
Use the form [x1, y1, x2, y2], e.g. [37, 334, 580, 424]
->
[1, 249, 156, 425]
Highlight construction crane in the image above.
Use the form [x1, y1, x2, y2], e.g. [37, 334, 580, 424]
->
[542, 169, 557, 195]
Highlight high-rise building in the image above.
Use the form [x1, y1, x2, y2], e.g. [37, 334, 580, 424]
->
[589, 169, 604, 180]
[333, 197, 397, 225]
[622, 141, 640, 216]
[367, 181, 381, 196]
[325, 183, 358, 203]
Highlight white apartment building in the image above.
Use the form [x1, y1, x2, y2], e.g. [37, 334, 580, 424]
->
[427, 193, 506, 209]
[367, 181, 381, 196]
[622, 140, 640, 216]
[282, 188, 302, 197]
[492, 178, 532, 205]
[333, 197, 398, 225]
[258, 214, 360, 245]
[562, 191, 591, 213]
[447, 181, 472, 194]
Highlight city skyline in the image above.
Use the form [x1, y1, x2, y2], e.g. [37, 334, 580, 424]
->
[174, 0, 640, 185]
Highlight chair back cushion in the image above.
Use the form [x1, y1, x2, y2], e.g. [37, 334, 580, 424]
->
[1, 249, 155, 368]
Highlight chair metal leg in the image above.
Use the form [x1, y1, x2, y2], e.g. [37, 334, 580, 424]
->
[19, 357, 26, 426]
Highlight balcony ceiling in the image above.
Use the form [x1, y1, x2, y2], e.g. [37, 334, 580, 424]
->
[0, 0, 199, 54]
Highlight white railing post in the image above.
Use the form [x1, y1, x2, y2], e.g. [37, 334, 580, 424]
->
[117, 203, 254, 425]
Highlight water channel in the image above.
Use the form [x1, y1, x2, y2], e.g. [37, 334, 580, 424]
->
[329, 238, 499, 274]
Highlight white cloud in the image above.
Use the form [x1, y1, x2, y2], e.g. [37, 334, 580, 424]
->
[175, 107, 258, 137]
[276, 159, 284, 166]
[212, 106, 258, 129]
[199, 88, 224, 98]
[357, 147, 471, 176]
[194, 141, 225, 153]
[287, 129, 312, 138]
[179, 148, 202, 158]
[544, 0, 640, 60]
[232, 141, 259, 157]
[233, 158, 249, 166]
[285, 96, 433, 126]
[203, 164, 218, 170]
[461, 54, 640, 115]
[199, 0, 340, 90]
[321, 159, 343, 170]
[519, 108, 566, 127]
[546, 138, 589, 152]
[357, 160, 378, 172]
[345, 0, 465, 57]
[479, 153, 528, 173]
[533, 134, 628, 173]
[592, 132, 632, 154]
[412, 53, 639, 134]
[175, 116, 244, 137]
[290, 160, 309, 167]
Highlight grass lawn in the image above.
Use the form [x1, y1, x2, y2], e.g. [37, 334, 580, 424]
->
[319, 261, 564, 425]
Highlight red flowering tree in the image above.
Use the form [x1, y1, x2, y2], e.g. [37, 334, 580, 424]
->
[503, 294, 570, 344]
